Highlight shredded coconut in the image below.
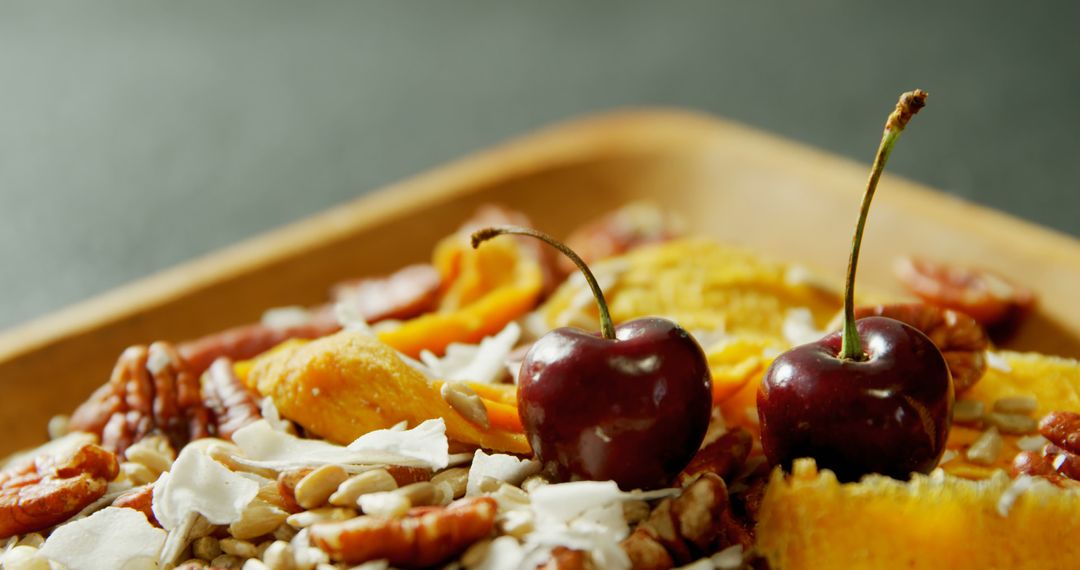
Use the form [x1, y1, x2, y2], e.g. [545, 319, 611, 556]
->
[782, 308, 827, 346]
[421, 322, 521, 383]
[151, 446, 260, 529]
[986, 351, 1013, 372]
[466, 450, 541, 497]
[997, 475, 1042, 517]
[40, 507, 166, 570]
[231, 418, 449, 471]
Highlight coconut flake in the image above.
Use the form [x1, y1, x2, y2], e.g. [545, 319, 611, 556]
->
[232, 418, 449, 471]
[474, 535, 526, 570]
[420, 322, 521, 383]
[466, 450, 541, 497]
[40, 507, 166, 570]
[782, 308, 827, 346]
[530, 481, 625, 523]
[261, 306, 313, 329]
[997, 475, 1043, 517]
[151, 446, 260, 529]
[987, 351, 1013, 372]
[711, 544, 745, 569]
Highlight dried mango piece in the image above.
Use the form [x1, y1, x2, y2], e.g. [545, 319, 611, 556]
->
[756, 459, 1080, 569]
[541, 239, 841, 338]
[378, 234, 543, 359]
[247, 331, 530, 455]
[941, 351, 1080, 478]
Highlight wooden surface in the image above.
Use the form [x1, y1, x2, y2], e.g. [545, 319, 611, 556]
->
[1, 109, 1078, 456]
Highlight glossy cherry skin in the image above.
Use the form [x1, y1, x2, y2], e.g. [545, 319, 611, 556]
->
[757, 316, 953, 482]
[519, 317, 712, 490]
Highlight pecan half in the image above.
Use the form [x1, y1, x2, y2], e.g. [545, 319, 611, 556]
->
[676, 428, 752, 487]
[178, 308, 341, 377]
[202, 358, 261, 440]
[0, 444, 118, 538]
[1039, 411, 1080, 455]
[621, 473, 749, 570]
[69, 342, 212, 457]
[331, 264, 442, 323]
[308, 496, 496, 567]
[853, 303, 989, 392]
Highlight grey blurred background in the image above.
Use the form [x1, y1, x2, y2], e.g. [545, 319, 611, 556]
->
[1, 1, 1078, 330]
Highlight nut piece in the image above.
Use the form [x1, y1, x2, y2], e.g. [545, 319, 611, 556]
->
[308, 496, 497, 566]
[620, 473, 749, 568]
[203, 358, 262, 440]
[329, 469, 398, 507]
[993, 396, 1038, 415]
[430, 468, 469, 501]
[965, 427, 1003, 466]
[111, 484, 159, 526]
[852, 303, 989, 393]
[69, 342, 212, 456]
[294, 465, 349, 510]
[440, 383, 490, 429]
[1039, 411, 1080, 455]
[952, 400, 985, 424]
[676, 428, 752, 487]
[983, 412, 1038, 435]
[0, 443, 119, 538]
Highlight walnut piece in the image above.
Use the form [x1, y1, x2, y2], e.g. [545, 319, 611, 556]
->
[620, 473, 749, 570]
[676, 428, 752, 487]
[202, 358, 262, 440]
[0, 444, 118, 538]
[69, 342, 212, 457]
[308, 496, 496, 567]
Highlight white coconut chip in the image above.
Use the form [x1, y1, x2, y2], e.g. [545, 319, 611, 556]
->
[40, 507, 166, 570]
[420, 322, 521, 384]
[261, 306, 313, 329]
[473, 535, 526, 570]
[986, 351, 1013, 372]
[996, 475, 1048, 517]
[231, 418, 449, 471]
[782, 307, 827, 346]
[151, 446, 260, 529]
[466, 450, 541, 497]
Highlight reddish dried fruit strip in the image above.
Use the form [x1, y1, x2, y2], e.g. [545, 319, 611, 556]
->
[560, 203, 680, 278]
[203, 358, 262, 440]
[853, 303, 989, 392]
[309, 496, 497, 566]
[179, 308, 341, 377]
[0, 444, 119, 538]
[331, 264, 442, 323]
[893, 256, 1035, 332]
[1039, 411, 1080, 455]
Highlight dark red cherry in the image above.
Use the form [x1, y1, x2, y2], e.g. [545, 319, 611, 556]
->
[757, 89, 953, 481]
[519, 317, 712, 490]
[471, 226, 712, 490]
[758, 316, 952, 481]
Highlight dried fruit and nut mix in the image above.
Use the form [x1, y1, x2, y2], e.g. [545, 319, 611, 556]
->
[2, 197, 1075, 570]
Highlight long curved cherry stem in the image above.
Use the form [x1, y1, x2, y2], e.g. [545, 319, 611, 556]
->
[472, 225, 617, 340]
[839, 89, 928, 361]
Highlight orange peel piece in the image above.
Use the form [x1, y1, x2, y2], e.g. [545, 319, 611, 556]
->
[246, 331, 529, 455]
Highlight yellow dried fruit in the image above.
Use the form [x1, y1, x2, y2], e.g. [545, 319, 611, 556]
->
[246, 331, 529, 454]
[756, 459, 1080, 569]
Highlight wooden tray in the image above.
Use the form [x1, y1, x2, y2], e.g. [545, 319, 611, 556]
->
[2, 109, 1078, 456]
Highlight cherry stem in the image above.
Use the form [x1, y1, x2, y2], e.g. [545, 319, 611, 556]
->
[839, 89, 928, 361]
[471, 225, 617, 340]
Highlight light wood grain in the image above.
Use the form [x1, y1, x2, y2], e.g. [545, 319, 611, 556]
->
[1, 110, 1077, 456]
